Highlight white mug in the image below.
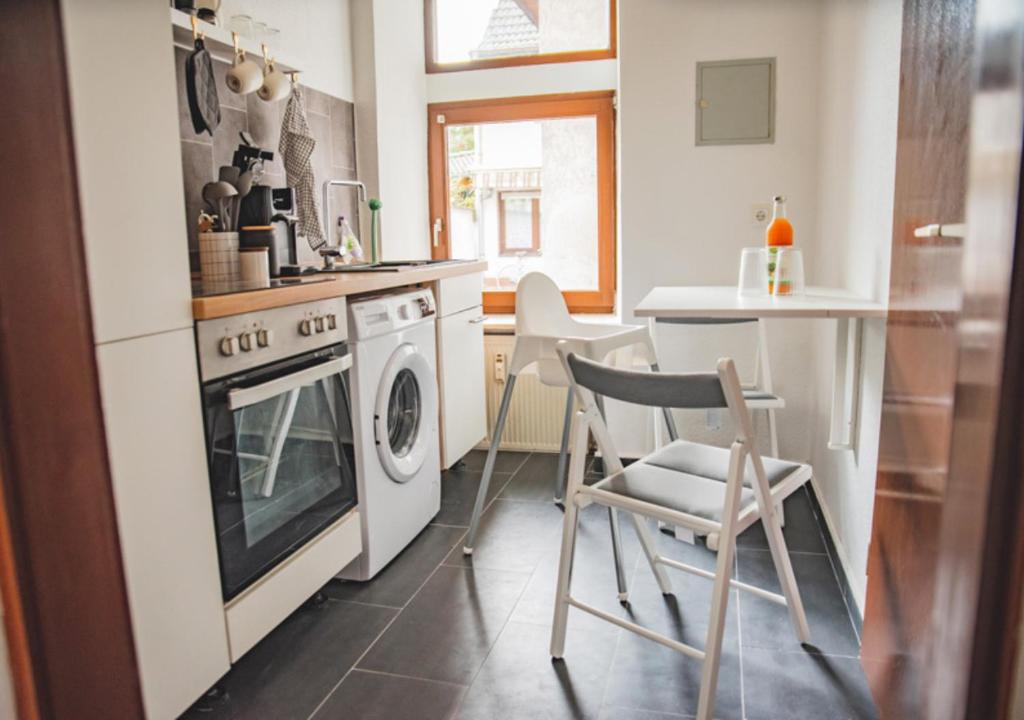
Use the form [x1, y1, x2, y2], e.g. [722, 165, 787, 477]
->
[225, 49, 262, 95]
[257, 60, 290, 102]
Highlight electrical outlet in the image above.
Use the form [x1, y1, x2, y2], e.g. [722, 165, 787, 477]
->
[752, 203, 771, 224]
[705, 408, 724, 431]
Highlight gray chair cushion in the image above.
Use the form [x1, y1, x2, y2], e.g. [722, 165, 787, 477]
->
[597, 463, 756, 522]
[591, 440, 806, 523]
[644, 440, 802, 488]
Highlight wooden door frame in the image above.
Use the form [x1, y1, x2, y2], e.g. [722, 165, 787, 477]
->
[427, 91, 617, 314]
[0, 1, 144, 717]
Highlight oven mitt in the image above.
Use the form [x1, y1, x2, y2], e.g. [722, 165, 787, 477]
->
[185, 37, 220, 136]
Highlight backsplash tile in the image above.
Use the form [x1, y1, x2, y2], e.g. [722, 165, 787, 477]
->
[173, 46, 357, 271]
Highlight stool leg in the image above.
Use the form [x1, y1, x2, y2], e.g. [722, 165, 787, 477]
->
[463, 374, 517, 555]
[553, 388, 574, 504]
[767, 408, 784, 526]
[609, 507, 629, 601]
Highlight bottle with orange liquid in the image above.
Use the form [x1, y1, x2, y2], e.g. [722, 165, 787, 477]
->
[765, 195, 793, 294]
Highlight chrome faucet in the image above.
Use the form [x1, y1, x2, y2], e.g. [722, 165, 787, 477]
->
[322, 179, 368, 268]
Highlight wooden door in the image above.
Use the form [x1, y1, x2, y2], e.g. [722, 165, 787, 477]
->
[862, 0, 1024, 717]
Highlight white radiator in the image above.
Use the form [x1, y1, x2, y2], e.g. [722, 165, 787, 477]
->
[479, 333, 569, 452]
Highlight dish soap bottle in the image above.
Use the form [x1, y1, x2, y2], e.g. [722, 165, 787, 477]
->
[765, 195, 793, 293]
[336, 216, 364, 264]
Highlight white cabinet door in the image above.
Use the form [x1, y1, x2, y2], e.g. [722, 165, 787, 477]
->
[96, 329, 229, 720]
[61, 0, 193, 343]
[437, 306, 487, 468]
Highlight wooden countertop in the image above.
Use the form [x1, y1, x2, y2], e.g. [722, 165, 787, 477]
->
[192, 260, 488, 320]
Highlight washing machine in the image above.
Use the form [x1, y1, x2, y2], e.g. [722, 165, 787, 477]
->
[339, 288, 441, 581]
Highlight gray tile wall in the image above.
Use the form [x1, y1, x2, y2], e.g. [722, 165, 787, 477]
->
[174, 47, 358, 270]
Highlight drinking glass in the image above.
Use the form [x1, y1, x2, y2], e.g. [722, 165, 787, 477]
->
[229, 14, 254, 38]
[772, 247, 806, 296]
[738, 247, 769, 296]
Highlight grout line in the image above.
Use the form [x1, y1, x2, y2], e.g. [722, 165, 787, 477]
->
[597, 548, 644, 715]
[331, 598, 402, 611]
[306, 544, 457, 720]
[803, 485, 863, 646]
[429, 522, 471, 529]
[180, 136, 212, 147]
[348, 667, 468, 690]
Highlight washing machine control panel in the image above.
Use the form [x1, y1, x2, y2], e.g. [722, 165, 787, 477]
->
[349, 289, 437, 341]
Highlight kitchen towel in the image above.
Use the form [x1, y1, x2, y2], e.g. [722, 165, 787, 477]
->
[279, 85, 325, 250]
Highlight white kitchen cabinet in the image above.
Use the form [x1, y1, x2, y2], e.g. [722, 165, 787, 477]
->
[436, 274, 487, 468]
[96, 328, 229, 720]
[61, 0, 194, 343]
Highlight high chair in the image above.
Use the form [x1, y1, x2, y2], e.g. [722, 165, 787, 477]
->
[462, 272, 678, 562]
[550, 345, 812, 720]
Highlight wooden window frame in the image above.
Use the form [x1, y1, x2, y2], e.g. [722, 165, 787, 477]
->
[428, 91, 617, 314]
[424, 0, 617, 74]
[498, 190, 541, 256]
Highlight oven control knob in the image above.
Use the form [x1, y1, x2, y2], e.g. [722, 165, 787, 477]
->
[257, 328, 274, 347]
[326, 313, 338, 330]
[300, 318, 314, 336]
[219, 336, 239, 357]
[238, 332, 256, 352]
[314, 316, 325, 333]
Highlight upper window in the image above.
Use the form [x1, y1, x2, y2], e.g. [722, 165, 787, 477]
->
[424, 0, 617, 73]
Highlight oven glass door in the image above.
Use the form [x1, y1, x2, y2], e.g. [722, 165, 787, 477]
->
[203, 344, 357, 600]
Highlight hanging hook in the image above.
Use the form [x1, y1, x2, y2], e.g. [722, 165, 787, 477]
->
[261, 43, 271, 64]
[231, 31, 240, 55]
[190, 14, 206, 42]
[286, 71, 300, 87]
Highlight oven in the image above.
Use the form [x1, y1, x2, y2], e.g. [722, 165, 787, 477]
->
[196, 297, 357, 601]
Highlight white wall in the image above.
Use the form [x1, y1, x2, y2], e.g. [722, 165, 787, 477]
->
[217, 0, 354, 100]
[617, 0, 826, 460]
[807, 0, 902, 613]
[353, 0, 432, 260]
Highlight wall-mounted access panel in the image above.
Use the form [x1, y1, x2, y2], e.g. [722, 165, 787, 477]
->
[696, 57, 776, 145]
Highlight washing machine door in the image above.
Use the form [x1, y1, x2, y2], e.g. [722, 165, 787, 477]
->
[373, 342, 438, 483]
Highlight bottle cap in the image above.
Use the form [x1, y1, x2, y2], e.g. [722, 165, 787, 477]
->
[773, 195, 786, 203]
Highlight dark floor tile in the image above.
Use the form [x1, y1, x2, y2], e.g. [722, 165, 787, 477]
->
[455, 620, 618, 720]
[603, 624, 743, 719]
[737, 548, 860, 656]
[806, 486, 865, 638]
[358, 565, 530, 685]
[622, 531, 740, 644]
[436, 465, 514, 527]
[510, 504, 642, 626]
[598, 708, 690, 719]
[743, 648, 879, 720]
[180, 599, 396, 720]
[736, 485, 827, 554]
[444, 499, 565, 574]
[325, 525, 466, 608]
[459, 448, 531, 474]
[312, 670, 463, 720]
[499, 452, 565, 503]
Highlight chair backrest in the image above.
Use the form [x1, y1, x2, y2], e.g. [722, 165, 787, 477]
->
[515, 272, 577, 338]
[557, 346, 756, 445]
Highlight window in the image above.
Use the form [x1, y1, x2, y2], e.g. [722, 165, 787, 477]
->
[428, 92, 616, 313]
[499, 192, 541, 256]
[424, 0, 617, 73]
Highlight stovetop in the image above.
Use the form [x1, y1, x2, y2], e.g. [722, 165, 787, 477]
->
[191, 276, 332, 299]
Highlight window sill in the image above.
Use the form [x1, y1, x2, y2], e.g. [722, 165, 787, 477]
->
[483, 312, 623, 334]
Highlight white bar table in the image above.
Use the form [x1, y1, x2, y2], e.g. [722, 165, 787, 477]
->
[634, 286, 887, 450]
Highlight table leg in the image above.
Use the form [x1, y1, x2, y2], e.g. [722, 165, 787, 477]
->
[828, 317, 863, 451]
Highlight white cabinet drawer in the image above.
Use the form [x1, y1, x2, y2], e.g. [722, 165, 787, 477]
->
[437, 273, 483, 317]
[225, 509, 362, 662]
[438, 306, 488, 468]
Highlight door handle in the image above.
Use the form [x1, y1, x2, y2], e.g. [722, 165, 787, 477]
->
[914, 223, 967, 238]
[468, 315, 488, 324]
[433, 217, 443, 248]
[228, 355, 352, 410]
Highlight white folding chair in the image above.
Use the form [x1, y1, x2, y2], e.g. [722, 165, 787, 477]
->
[550, 346, 812, 720]
[462, 272, 678, 575]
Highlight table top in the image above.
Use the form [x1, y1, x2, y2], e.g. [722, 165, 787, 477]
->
[634, 286, 887, 319]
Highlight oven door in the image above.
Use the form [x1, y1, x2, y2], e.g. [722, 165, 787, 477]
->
[202, 344, 357, 600]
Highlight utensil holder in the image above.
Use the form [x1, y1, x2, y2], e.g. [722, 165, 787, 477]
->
[199, 231, 241, 284]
